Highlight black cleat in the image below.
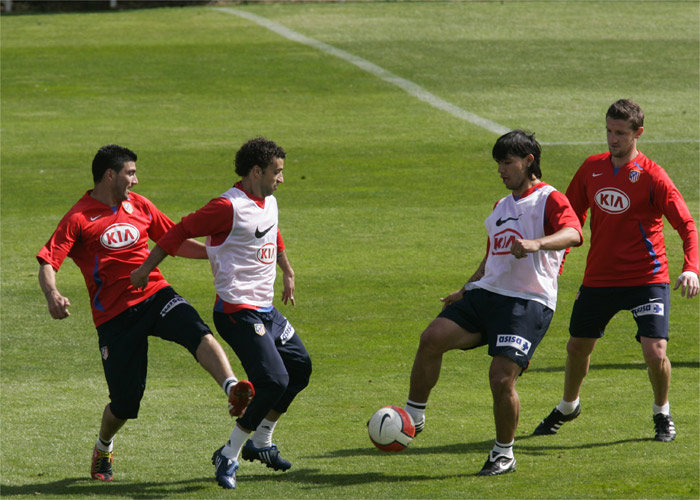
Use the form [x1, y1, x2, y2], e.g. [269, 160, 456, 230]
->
[533, 404, 581, 435]
[241, 440, 291, 471]
[653, 413, 676, 442]
[477, 455, 516, 476]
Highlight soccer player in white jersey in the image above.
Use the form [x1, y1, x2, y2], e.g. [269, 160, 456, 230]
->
[131, 137, 311, 490]
[403, 130, 582, 476]
[533, 99, 699, 441]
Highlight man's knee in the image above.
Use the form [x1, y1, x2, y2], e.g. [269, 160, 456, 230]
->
[566, 337, 597, 359]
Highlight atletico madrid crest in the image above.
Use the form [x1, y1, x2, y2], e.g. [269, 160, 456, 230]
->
[122, 201, 133, 214]
[629, 170, 641, 183]
[254, 324, 266, 336]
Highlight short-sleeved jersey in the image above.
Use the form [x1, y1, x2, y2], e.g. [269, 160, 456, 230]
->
[37, 191, 173, 326]
[566, 151, 699, 287]
[468, 182, 582, 310]
[158, 182, 286, 314]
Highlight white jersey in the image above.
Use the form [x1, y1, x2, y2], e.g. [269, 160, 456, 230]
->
[206, 186, 278, 307]
[467, 184, 565, 310]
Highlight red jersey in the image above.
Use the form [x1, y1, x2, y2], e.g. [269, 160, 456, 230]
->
[37, 191, 173, 326]
[566, 151, 699, 287]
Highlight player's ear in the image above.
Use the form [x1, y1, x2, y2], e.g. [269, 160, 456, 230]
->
[634, 126, 644, 140]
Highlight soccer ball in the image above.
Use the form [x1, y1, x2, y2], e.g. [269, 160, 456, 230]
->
[367, 405, 416, 452]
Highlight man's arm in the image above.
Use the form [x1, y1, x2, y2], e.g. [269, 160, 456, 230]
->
[510, 227, 582, 259]
[38, 261, 71, 319]
[175, 238, 208, 259]
[277, 250, 295, 306]
[440, 254, 488, 310]
[130, 245, 168, 290]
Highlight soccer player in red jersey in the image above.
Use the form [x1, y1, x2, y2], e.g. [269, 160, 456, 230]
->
[403, 130, 582, 476]
[534, 99, 699, 442]
[131, 137, 311, 490]
[37, 144, 253, 483]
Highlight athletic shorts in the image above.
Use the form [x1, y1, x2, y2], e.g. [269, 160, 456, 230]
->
[569, 284, 670, 342]
[438, 287, 553, 370]
[96, 286, 212, 419]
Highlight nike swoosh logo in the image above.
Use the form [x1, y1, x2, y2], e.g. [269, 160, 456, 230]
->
[592, 173, 603, 177]
[496, 216, 521, 227]
[255, 224, 274, 239]
[90, 215, 102, 221]
[649, 298, 663, 302]
[379, 414, 391, 434]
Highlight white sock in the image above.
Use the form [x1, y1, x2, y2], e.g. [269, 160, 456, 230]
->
[221, 425, 251, 461]
[222, 376, 239, 397]
[490, 440, 514, 460]
[653, 402, 670, 416]
[556, 397, 580, 415]
[405, 400, 426, 425]
[97, 436, 113, 453]
[252, 418, 277, 448]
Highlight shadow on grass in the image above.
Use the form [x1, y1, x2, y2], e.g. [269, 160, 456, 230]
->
[0, 477, 211, 498]
[528, 360, 699, 373]
[313, 434, 654, 460]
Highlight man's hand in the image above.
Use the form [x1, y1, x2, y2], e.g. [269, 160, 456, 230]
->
[281, 272, 295, 305]
[130, 266, 150, 291]
[673, 271, 699, 298]
[45, 289, 71, 319]
[440, 289, 465, 310]
[510, 238, 540, 259]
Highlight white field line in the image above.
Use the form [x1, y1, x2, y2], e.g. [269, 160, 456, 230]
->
[214, 7, 510, 136]
[214, 8, 699, 146]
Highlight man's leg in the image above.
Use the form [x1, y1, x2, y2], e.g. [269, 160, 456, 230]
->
[196, 333, 235, 387]
[641, 337, 676, 441]
[408, 318, 481, 403]
[91, 404, 126, 481]
[477, 355, 520, 476]
[563, 337, 598, 402]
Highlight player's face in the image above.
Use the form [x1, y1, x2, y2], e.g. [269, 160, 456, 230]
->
[113, 161, 138, 201]
[496, 154, 533, 196]
[259, 157, 284, 197]
[606, 117, 642, 160]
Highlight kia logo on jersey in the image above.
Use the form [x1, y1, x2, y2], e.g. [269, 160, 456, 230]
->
[594, 188, 630, 214]
[100, 223, 141, 250]
[491, 228, 523, 255]
[257, 242, 276, 264]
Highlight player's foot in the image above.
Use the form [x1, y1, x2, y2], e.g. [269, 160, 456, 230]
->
[653, 413, 676, 442]
[477, 455, 516, 476]
[90, 445, 114, 481]
[241, 440, 292, 471]
[533, 404, 581, 435]
[228, 380, 255, 417]
[212, 446, 239, 489]
[413, 418, 425, 435]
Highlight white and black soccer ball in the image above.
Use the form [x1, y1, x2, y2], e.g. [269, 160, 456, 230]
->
[367, 405, 416, 452]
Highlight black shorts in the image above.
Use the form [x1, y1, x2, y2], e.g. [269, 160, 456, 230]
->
[569, 284, 670, 342]
[96, 287, 212, 419]
[438, 287, 553, 370]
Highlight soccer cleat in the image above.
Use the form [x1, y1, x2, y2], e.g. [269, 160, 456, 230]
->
[90, 445, 114, 481]
[533, 404, 581, 435]
[413, 418, 425, 435]
[241, 440, 292, 471]
[228, 380, 255, 417]
[653, 413, 676, 442]
[211, 446, 239, 489]
[477, 455, 516, 476]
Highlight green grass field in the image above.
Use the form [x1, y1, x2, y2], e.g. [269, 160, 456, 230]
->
[1, 2, 698, 498]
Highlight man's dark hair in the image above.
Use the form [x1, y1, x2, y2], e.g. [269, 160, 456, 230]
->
[92, 144, 137, 183]
[606, 99, 644, 131]
[235, 137, 286, 177]
[492, 129, 542, 179]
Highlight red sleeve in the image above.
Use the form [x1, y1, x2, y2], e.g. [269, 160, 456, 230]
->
[158, 197, 234, 256]
[544, 190, 583, 246]
[565, 163, 591, 228]
[652, 169, 699, 274]
[36, 213, 80, 271]
[277, 228, 286, 253]
[140, 196, 175, 242]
